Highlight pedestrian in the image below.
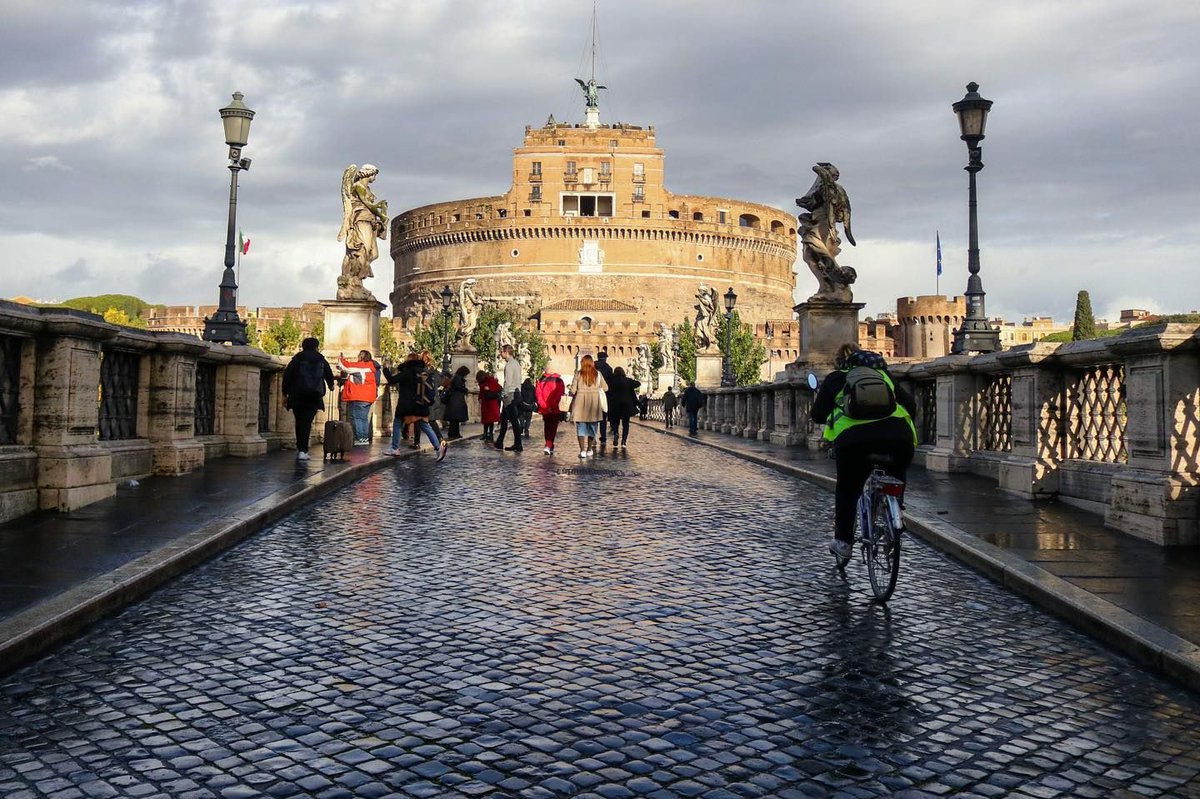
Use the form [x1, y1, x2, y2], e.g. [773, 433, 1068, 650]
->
[476, 370, 502, 443]
[281, 337, 335, 461]
[493, 344, 525, 452]
[605, 366, 640, 449]
[568, 354, 608, 458]
[637, 392, 649, 421]
[519, 377, 537, 439]
[419, 351, 449, 445]
[444, 365, 470, 440]
[383, 352, 447, 461]
[535, 367, 566, 455]
[661, 386, 678, 429]
[337, 349, 381, 445]
[681, 380, 706, 435]
[595, 349, 615, 446]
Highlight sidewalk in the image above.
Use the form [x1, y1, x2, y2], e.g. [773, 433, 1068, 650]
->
[635, 420, 1200, 692]
[0, 426, 480, 675]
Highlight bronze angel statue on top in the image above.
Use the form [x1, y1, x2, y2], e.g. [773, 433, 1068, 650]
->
[337, 164, 389, 301]
[796, 162, 857, 303]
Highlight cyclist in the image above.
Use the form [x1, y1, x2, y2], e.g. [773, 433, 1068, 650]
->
[810, 343, 918, 563]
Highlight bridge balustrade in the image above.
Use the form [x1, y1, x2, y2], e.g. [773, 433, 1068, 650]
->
[0, 300, 291, 524]
[697, 323, 1200, 546]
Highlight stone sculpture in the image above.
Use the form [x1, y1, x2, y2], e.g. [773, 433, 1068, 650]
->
[693, 284, 718, 351]
[657, 323, 676, 374]
[632, 343, 652, 383]
[574, 77, 607, 108]
[796, 162, 857, 303]
[495, 321, 516, 355]
[337, 164, 389, 301]
[518, 342, 532, 377]
[457, 279, 482, 344]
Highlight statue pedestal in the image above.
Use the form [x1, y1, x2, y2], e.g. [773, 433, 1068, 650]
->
[449, 350, 478, 377]
[320, 298, 386, 357]
[656, 369, 677, 394]
[696, 354, 724, 388]
[786, 299, 865, 377]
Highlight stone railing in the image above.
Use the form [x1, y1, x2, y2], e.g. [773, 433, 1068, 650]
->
[0, 301, 294, 524]
[695, 323, 1200, 546]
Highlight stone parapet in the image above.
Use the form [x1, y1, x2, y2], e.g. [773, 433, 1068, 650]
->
[0, 304, 287, 524]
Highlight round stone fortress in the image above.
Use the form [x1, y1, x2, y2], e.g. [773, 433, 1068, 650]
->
[388, 105, 799, 374]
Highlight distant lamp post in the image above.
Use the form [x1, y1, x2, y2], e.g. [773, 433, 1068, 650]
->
[439, 284, 455, 372]
[202, 92, 255, 345]
[721, 286, 737, 387]
[950, 82, 1001, 354]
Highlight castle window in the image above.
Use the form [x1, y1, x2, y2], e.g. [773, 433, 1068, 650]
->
[524, 209, 532, 217]
[561, 193, 614, 218]
[609, 139, 618, 148]
[697, 253, 705, 262]
[531, 161, 542, 175]
[530, 185, 542, 202]
[718, 210, 728, 224]
[771, 220, 784, 233]
[633, 162, 645, 182]
[511, 249, 520, 257]
[600, 161, 611, 175]
[669, 210, 679, 219]
[498, 209, 507, 218]
[632, 185, 645, 202]
[642, 210, 651, 218]
[580, 316, 593, 332]
[558, 139, 566, 146]
[693, 212, 704, 221]
[738, 213, 760, 229]
[452, 214, 460, 223]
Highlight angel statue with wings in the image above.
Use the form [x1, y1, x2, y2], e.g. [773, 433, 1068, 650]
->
[796, 162, 857, 303]
[337, 164, 389, 301]
[575, 77, 606, 109]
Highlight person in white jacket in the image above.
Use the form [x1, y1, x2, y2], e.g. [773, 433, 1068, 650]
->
[492, 345, 525, 452]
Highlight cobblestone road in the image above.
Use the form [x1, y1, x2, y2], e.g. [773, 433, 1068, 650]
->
[3, 434, 1200, 799]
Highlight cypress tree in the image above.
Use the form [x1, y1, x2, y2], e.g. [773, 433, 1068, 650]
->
[1072, 290, 1096, 341]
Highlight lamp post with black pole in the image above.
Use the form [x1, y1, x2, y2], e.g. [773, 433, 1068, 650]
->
[203, 92, 255, 345]
[439, 284, 455, 374]
[950, 82, 1001, 354]
[721, 286, 737, 387]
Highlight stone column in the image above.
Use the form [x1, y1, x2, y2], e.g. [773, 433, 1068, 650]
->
[758, 386, 775, 442]
[922, 354, 977, 473]
[33, 314, 119, 511]
[1105, 324, 1200, 545]
[770, 383, 794, 446]
[727, 392, 743, 436]
[146, 334, 208, 475]
[221, 345, 271, 457]
[0, 304, 42, 523]
[695, 353, 723, 388]
[996, 343, 1061, 498]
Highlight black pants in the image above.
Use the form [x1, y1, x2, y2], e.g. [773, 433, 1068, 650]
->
[495, 403, 523, 449]
[664, 409, 675, 428]
[833, 441, 914, 543]
[447, 420, 461, 439]
[599, 411, 609, 442]
[293, 407, 319, 453]
[609, 415, 630, 444]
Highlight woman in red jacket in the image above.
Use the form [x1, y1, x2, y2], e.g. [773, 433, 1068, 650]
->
[476, 370, 502, 443]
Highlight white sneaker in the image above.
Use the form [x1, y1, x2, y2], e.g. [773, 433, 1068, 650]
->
[297, 451, 310, 461]
[586, 449, 594, 457]
[579, 451, 587, 459]
[543, 446, 552, 455]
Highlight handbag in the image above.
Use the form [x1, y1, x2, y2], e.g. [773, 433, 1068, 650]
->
[598, 386, 608, 414]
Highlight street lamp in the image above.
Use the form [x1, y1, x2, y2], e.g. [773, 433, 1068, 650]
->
[950, 82, 1001, 354]
[721, 286, 737, 387]
[439, 284, 455, 372]
[202, 92, 255, 345]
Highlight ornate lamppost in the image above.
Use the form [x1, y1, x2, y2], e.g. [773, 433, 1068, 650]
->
[203, 92, 255, 345]
[721, 286, 737, 387]
[950, 82, 1001, 354]
[439, 284, 455, 373]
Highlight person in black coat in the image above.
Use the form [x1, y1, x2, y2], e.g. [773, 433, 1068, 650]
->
[605, 366, 641, 448]
[595, 350, 615, 445]
[680, 381, 706, 435]
[383, 354, 445, 458]
[443, 365, 471, 439]
[282, 337, 336, 461]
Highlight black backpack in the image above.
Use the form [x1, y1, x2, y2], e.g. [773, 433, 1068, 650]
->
[414, 372, 435, 406]
[842, 366, 896, 420]
[294, 359, 326, 400]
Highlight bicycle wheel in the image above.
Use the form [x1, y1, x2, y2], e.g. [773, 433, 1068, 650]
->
[865, 490, 901, 601]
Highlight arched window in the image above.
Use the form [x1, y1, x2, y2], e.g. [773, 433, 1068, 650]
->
[579, 316, 593, 332]
[693, 212, 704, 221]
[770, 220, 784, 233]
[738, 213, 760, 229]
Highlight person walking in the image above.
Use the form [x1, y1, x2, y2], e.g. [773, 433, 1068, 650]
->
[282, 337, 335, 461]
[568, 354, 608, 458]
[637, 392, 649, 421]
[493, 344, 525, 452]
[476, 370, 502, 443]
[419, 351, 449, 446]
[384, 352, 447, 461]
[518, 377, 537, 440]
[661, 386, 678, 429]
[681, 381, 706, 435]
[443, 365, 470, 440]
[605, 366, 640, 448]
[595, 350, 615, 447]
[535, 367, 566, 455]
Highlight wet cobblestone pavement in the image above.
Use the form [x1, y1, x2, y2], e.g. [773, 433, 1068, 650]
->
[3, 435, 1200, 798]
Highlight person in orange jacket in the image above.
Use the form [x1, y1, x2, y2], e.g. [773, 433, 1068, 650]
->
[338, 350, 381, 445]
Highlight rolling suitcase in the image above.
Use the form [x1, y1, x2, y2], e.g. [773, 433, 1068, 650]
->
[323, 412, 354, 460]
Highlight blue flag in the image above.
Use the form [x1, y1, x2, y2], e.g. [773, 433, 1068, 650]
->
[936, 231, 942, 276]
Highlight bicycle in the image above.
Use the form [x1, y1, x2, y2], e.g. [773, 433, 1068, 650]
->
[833, 453, 906, 602]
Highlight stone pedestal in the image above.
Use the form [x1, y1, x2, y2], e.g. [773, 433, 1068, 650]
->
[787, 299, 865, 378]
[148, 335, 209, 474]
[656, 370, 678, 394]
[320, 298, 386, 359]
[696, 353, 723, 388]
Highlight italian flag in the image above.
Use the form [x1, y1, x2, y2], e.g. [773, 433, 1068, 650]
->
[239, 229, 251, 255]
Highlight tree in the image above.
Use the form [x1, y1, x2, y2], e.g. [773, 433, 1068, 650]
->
[673, 318, 698, 384]
[379, 320, 403, 365]
[469, 305, 548, 377]
[102, 307, 147, 329]
[310, 319, 324, 350]
[717, 310, 767, 386]
[259, 314, 303, 356]
[1072, 290, 1096, 341]
[649, 341, 663, 388]
[410, 312, 457, 369]
[246, 322, 261, 349]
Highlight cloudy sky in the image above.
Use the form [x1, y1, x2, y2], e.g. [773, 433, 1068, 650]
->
[3, 0, 1198, 324]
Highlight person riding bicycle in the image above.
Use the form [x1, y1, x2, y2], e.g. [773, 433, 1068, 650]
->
[811, 343, 917, 563]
